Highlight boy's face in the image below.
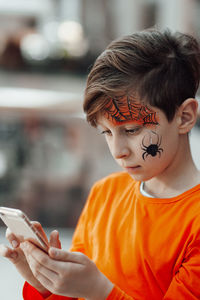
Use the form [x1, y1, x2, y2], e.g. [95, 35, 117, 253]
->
[97, 99, 180, 182]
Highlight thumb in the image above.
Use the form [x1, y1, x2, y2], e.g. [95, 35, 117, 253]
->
[49, 247, 85, 264]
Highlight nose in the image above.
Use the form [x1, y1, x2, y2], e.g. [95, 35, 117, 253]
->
[111, 136, 130, 160]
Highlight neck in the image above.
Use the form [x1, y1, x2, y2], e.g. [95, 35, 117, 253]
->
[144, 136, 200, 198]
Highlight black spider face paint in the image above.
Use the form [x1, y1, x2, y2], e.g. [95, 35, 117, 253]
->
[104, 95, 159, 126]
[141, 131, 163, 160]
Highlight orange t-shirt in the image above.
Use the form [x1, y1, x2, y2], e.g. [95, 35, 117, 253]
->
[23, 172, 200, 299]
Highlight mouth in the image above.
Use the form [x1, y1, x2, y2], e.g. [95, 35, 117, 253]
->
[124, 165, 141, 172]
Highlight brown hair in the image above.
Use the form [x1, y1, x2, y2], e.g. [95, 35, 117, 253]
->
[83, 29, 200, 127]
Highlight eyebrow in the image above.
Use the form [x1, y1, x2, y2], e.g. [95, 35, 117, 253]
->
[97, 120, 142, 130]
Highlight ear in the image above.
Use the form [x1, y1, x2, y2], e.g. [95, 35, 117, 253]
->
[176, 98, 198, 134]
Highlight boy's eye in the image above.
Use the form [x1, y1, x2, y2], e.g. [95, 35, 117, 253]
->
[101, 130, 112, 136]
[125, 127, 141, 135]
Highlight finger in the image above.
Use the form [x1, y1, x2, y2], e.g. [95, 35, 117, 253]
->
[31, 222, 49, 244]
[49, 230, 61, 249]
[6, 228, 20, 248]
[26, 250, 58, 281]
[0, 244, 18, 262]
[21, 246, 55, 291]
[21, 242, 58, 283]
[21, 241, 58, 275]
[49, 248, 85, 264]
[31, 271, 54, 295]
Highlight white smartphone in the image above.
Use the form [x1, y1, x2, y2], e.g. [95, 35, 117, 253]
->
[0, 206, 49, 252]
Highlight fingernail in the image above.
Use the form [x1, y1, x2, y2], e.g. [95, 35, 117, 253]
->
[11, 240, 19, 248]
[52, 230, 59, 236]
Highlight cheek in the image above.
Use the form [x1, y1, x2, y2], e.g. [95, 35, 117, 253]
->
[105, 137, 112, 153]
[140, 131, 163, 160]
[140, 129, 178, 167]
[104, 137, 117, 159]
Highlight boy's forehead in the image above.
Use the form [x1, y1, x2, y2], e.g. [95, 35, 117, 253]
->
[102, 95, 159, 126]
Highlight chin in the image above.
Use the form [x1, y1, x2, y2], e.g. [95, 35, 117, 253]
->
[129, 173, 153, 182]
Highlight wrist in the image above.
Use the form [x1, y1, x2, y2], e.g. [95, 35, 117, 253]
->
[34, 285, 51, 298]
[88, 273, 114, 300]
[38, 288, 52, 298]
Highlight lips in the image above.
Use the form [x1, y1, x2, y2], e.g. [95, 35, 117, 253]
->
[124, 165, 141, 171]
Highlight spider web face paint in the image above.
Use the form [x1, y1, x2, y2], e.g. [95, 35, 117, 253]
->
[141, 131, 163, 160]
[104, 95, 159, 126]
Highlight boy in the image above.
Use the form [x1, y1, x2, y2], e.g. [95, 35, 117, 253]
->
[1, 28, 200, 299]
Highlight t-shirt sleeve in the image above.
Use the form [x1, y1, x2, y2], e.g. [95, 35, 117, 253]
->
[23, 281, 75, 300]
[105, 237, 200, 300]
[163, 239, 200, 299]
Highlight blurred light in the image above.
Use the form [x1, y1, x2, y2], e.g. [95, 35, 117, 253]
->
[43, 21, 60, 43]
[20, 33, 50, 61]
[42, 21, 65, 60]
[20, 21, 89, 62]
[57, 21, 89, 57]
[0, 88, 82, 109]
[58, 21, 83, 44]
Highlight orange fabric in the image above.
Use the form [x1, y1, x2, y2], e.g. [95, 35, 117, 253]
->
[23, 172, 200, 299]
[107, 286, 133, 299]
[23, 281, 72, 300]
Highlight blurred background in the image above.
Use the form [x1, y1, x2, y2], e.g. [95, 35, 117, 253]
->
[0, 0, 200, 298]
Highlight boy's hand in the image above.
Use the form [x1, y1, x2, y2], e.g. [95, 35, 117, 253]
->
[21, 242, 113, 300]
[0, 223, 61, 296]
